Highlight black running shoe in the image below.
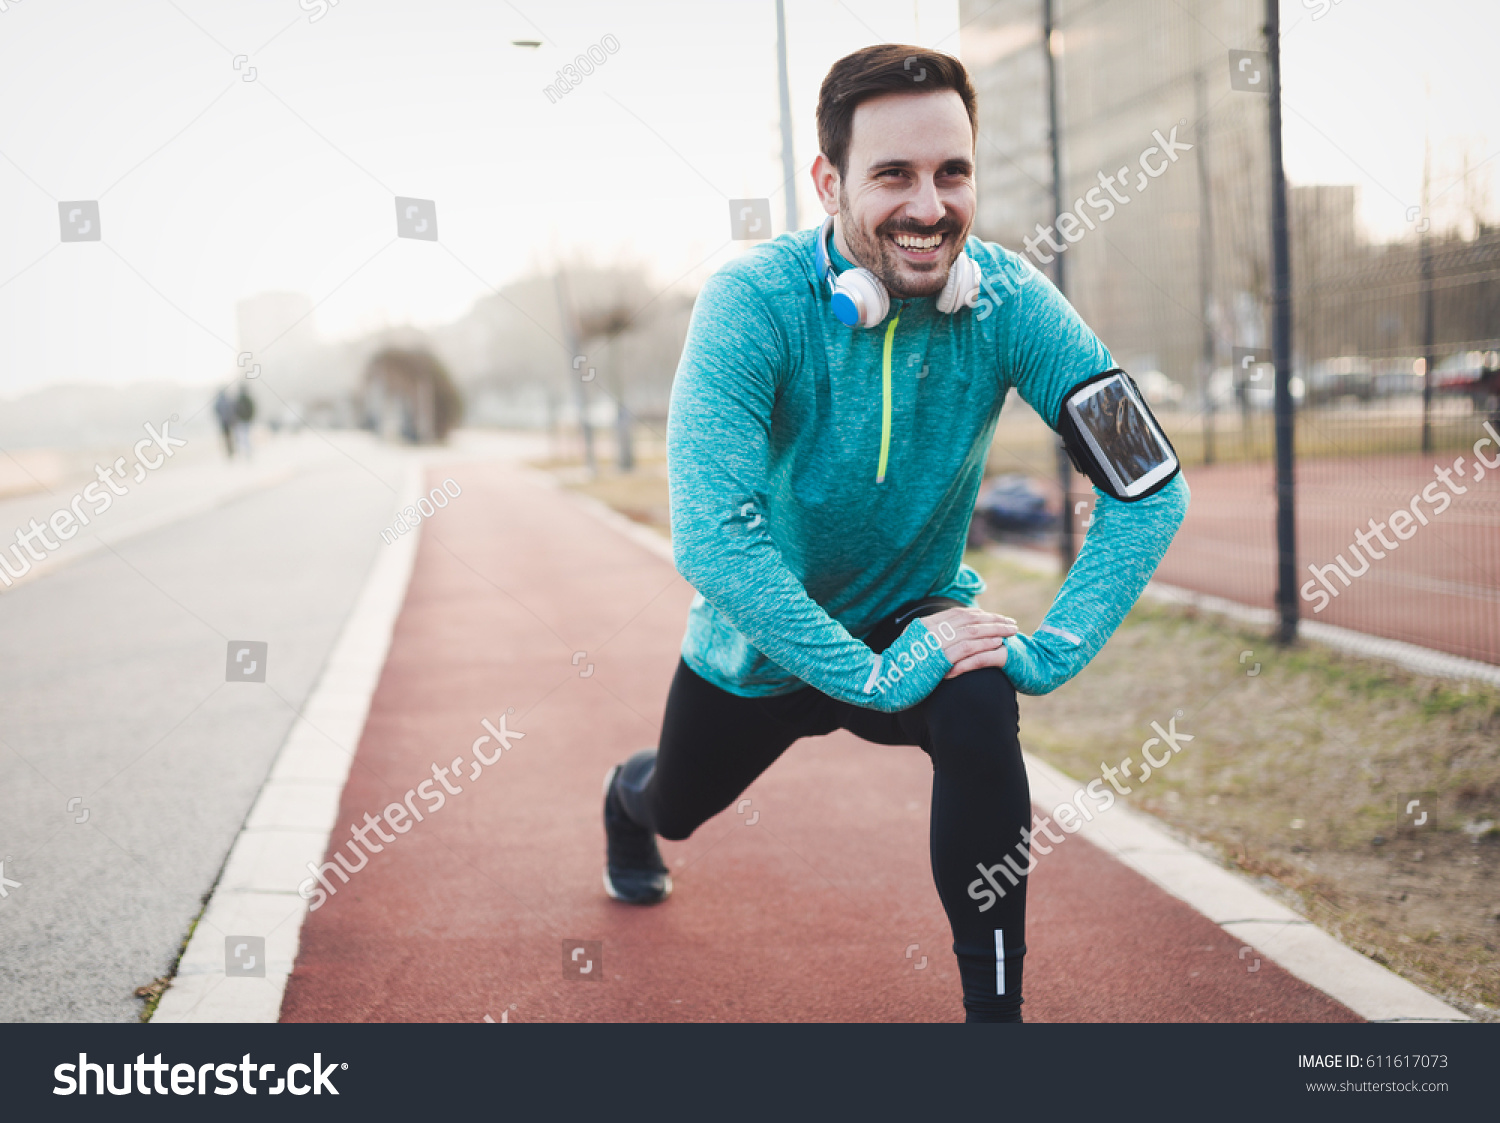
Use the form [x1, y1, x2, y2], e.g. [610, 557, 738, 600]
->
[602, 760, 672, 905]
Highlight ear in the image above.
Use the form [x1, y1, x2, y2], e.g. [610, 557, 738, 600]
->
[810, 153, 840, 216]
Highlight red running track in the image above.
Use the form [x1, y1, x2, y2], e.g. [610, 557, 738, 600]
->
[1154, 449, 1500, 666]
[280, 461, 1358, 1023]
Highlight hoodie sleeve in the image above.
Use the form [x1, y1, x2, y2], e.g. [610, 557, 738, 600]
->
[997, 259, 1190, 695]
[667, 271, 950, 711]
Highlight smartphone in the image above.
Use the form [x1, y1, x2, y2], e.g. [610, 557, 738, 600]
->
[1064, 373, 1179, 498]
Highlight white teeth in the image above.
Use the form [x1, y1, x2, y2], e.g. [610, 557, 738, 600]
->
[893, 233, 942, 250]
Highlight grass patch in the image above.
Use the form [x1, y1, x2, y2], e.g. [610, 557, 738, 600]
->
[969, 550, 1500, 1020]
[136, 897, 207, 1022]
[549, 457, 672, 536]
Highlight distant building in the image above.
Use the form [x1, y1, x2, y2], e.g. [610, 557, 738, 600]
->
[235, 292, 353, 426]
[236, 292, 319, 361]
[960, 0, 1270, 395]
[959, 0, 1500, 397]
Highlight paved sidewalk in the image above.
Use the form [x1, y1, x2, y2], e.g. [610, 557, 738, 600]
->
[0, 433, 412, 1020]
[278, 459, 1364, 1022]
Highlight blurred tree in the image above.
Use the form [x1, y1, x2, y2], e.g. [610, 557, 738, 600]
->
[362, 347, 463, 443]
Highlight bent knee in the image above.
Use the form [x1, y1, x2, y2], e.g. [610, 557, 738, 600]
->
[924, 668, 1021, 770]
[928, 666, 1018, 725]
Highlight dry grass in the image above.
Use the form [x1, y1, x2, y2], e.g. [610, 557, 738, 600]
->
[970, 552, 1500, 1020]
[555, 457, 672, 535]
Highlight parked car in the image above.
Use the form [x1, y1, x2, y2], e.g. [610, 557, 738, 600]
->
[1133, 369, 1185, 407]
[1304, 356, 1375, 406]
[1432, 350, 1500, 412]
[969, 474, 1057, 546]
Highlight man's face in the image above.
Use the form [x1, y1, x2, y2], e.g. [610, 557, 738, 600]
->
[814, 90, 976, 301]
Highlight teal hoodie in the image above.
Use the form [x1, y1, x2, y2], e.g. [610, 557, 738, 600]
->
[667, 227, 1188, 711]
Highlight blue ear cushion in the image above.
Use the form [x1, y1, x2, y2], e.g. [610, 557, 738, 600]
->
[830, 291, 861, 327]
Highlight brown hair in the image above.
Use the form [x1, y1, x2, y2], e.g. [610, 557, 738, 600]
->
[815, 45, 978, 179]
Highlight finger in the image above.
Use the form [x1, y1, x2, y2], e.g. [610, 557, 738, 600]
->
[944, 628, 1016, 655]
[943, 646, 1010, 678]
[938, 607, 1014, 625]
[953, 606, 1013, 621]
[955, 621, 1017, 638]
[944, 639, 998, 664]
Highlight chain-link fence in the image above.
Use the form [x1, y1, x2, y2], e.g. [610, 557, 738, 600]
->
[962, 0, 1500, 666]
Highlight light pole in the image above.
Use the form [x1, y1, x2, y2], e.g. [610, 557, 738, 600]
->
[775, 0, 798, 233]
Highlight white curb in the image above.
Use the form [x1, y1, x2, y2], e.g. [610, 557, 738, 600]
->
[520, 467, 678, 564]
[152, 460, 426, 1023]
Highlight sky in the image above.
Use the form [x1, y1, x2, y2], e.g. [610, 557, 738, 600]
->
[0, 0, 1496, 397]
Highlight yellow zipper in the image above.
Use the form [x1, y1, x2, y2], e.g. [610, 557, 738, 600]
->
[877, 313, 899, 483]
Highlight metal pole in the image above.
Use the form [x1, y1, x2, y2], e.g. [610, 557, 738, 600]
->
[1420, 132, 1435, 454]
[1043, 0, 1074, 567]
[612, 339, 635, 472]
[1267, 0, 1298, 645]
[1194, 67, 1217, 467]
[775, 0, 799, 234]
[552, 267, 596, 478]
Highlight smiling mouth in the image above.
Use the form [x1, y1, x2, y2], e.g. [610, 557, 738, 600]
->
[887, 230, 947, 260]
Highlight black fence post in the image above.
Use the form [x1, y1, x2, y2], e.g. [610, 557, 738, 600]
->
[1267, 0, 1298, 646]
[1043, 0, 1075, 568]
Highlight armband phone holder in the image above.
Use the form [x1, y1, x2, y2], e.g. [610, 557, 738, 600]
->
[1056, 369, 1181, 502]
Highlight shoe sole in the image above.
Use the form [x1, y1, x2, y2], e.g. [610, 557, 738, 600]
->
[602, 867, 673, 905]
[602, 763, 673, 905]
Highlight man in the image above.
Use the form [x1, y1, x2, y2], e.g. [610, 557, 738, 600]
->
[601, 45, 1188, 1023]
[214, 386, 237, 457]
[233, 384, 255, 459]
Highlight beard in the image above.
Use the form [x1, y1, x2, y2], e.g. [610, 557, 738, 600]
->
[838, 188, 971, 300]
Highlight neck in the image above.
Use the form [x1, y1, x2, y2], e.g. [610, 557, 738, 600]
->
[831, 218, 864, 273]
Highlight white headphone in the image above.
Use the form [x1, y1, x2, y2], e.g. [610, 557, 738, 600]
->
[814, 215, 983, 328]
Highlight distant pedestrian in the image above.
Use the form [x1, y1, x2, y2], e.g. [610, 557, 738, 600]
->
[233, 386, 256, 459]
[214, 387, 237, 457]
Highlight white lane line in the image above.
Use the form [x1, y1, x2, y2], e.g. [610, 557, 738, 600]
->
[152, 459, 425, 1023]
[1024, 752, 1470, 1022]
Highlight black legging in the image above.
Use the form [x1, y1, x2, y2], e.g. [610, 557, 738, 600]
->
[616, 651, 1031, 1022]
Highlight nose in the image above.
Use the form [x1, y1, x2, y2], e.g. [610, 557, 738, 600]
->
[905, 174, 945, 227]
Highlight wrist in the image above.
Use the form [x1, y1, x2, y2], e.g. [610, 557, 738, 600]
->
[1000, 634, 1046, 695]
[863, 619, 952, 709]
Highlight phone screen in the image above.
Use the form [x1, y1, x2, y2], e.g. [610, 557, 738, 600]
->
[1070, 377, 1171, 488]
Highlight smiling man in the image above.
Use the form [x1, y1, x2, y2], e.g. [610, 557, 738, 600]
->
[600, 45, 1189, 1023]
